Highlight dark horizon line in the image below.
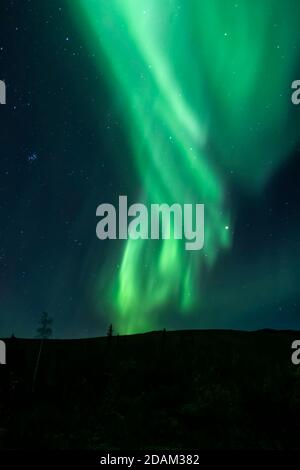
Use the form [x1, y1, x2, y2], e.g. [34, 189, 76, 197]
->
[1, 327, 300, 342]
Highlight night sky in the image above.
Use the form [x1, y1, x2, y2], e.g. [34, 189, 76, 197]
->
[1, 0, 300, 338]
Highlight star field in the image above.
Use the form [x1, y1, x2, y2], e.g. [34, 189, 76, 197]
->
[0, 0, 300, 337]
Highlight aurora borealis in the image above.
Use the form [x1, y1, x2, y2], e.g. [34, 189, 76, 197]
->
[70, 0, 300, 333]
[1, 0, 300, 337]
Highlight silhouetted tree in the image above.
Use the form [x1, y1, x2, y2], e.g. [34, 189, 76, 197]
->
[107, 323, 114, 338]
[33, 312, 53, 392]
[36, 312, 53, 339]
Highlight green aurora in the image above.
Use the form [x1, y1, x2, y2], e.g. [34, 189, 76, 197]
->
[69, 0, 300, 333]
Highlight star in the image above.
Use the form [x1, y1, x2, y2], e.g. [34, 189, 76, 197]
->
[27, 153, 38, 163]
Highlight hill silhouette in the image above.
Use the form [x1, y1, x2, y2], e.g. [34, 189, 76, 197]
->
[0, 329, 300, 450]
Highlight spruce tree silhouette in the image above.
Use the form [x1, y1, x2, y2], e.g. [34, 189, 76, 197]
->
[36, 312, 53, 339]
[33, 312, 53, 392]
[107, 324, 113, 338]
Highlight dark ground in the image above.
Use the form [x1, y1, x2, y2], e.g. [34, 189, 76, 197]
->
[0, 330, 300, 450]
